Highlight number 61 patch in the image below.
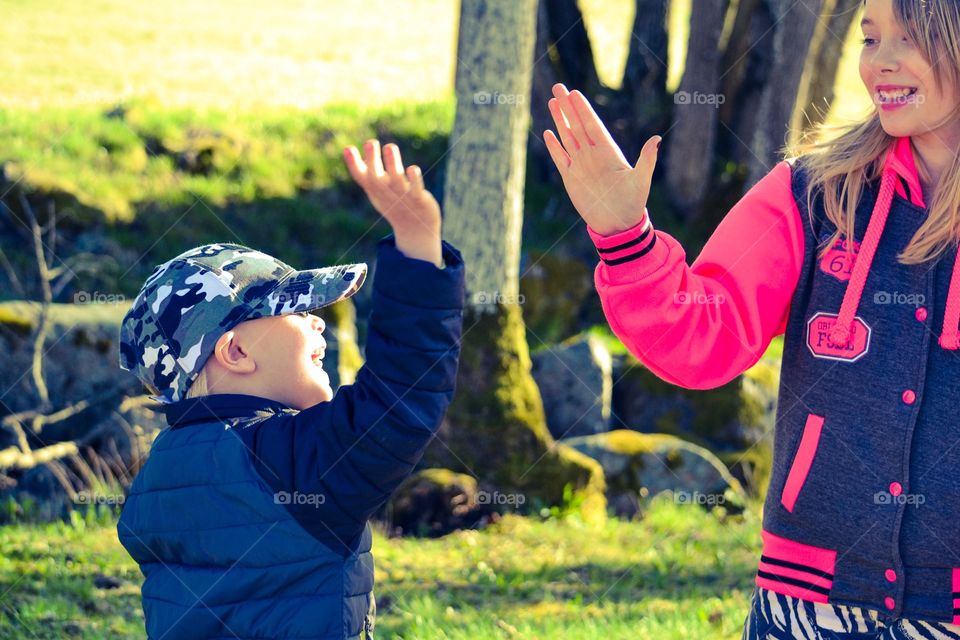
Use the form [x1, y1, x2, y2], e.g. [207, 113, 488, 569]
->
[818, 235, 861, 282]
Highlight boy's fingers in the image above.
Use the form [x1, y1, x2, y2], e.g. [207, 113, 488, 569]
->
[384, 143, 405, 178]
[548, 98, 580, 153]
[543, 130, 571, 172]
[406, 165, 425, 193]
[364, 139, 385, 178]
[343, 146, 367, 184]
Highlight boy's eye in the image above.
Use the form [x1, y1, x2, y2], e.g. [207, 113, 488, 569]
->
[861, 37, 877, 46]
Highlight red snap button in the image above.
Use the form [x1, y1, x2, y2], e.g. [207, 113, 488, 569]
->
[916, 307, 928, 321]
[902, 389, 916, 405]
[885, 569, 897, 582]
[884, 596, 896, 610]
[889, 482, 903, 496]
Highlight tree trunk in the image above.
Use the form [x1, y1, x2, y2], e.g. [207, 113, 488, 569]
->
[796, 0, 861, 137]
[530, 0, 605, 183]
[435, 0, 606, 523]
[540, 0, 600, 94]
[723, 0, 775, 168]
[747, 0, 824, 187]
[444, 0, 535, 305]
[717, 0, 763, 136]
[620, 0, 671, 154]
[665, 0, 728, 216]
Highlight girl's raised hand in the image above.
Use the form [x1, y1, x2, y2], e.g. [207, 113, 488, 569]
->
[543, 83, 662, 236]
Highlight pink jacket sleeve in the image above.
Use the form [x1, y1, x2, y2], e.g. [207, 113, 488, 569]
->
[587, 160, 805, 390]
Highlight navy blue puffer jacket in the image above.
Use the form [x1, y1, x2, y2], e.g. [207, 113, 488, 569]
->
[118, 236, 465, 639]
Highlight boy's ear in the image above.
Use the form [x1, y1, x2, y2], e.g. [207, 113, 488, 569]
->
[212, 330, 256, 374]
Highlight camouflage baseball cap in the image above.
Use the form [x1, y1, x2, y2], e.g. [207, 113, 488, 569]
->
[119, 243, 367, 404]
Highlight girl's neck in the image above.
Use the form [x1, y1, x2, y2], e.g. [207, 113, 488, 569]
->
[910, 126, 960, 200]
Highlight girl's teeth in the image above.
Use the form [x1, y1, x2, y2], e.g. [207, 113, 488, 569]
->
[879, 88, 915, 101]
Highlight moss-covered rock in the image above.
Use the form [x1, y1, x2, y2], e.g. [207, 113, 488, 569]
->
[386, 468, 480, 537]
[531, 332, 612, 439]
[423, 303, 607, 525]
[564, 429, 745, 519]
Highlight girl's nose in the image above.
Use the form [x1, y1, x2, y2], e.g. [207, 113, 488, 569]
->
[873, 44, 901, 74]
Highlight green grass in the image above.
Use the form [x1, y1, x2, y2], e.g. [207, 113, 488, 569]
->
[0, 100, 455, 296]
[0, 496, 764, 639]
[0, 100, 454, 223]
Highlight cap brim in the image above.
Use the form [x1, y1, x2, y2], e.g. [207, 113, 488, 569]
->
[245, 262, 368, 318]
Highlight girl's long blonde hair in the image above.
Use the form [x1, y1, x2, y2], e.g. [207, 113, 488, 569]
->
[786, 0, 960, 266]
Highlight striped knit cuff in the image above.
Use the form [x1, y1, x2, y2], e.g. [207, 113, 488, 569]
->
[587, 209, 666, 269]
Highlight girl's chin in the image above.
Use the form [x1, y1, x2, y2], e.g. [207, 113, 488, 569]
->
[877, 118, 919, 138]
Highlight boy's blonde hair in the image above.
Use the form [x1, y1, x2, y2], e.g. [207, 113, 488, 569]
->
[787, 0, 960, 266]
[185, 367, 210, 399]
[143, 366, 209, 399]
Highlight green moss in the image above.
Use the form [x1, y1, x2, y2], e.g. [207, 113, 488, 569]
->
[0, 301, 128, 331]
[567, 431, 747, 511]
[432, 303, 606, 526]
[0, 304, 35, 335]
[412, 468, 477, 490]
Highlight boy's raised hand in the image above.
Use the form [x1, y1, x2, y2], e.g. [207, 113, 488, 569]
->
[344, 139, 443, 267]
[543, 83, 662, 237]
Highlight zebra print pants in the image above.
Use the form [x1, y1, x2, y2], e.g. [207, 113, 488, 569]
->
[742, 588, 960, 639]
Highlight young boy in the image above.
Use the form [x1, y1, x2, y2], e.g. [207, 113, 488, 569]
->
[116, 140, 464, 640]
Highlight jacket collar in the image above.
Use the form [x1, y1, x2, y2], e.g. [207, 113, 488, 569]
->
[162, 393, 297, 428]
[888, 136, 925, 208]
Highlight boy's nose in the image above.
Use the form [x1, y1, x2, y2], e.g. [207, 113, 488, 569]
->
[311, 315, 326, 332]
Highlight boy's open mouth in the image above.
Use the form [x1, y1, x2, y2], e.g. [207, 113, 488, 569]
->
[311, 348, 325, 365]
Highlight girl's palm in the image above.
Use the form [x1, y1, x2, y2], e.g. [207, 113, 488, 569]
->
[543, 84, 661, 236]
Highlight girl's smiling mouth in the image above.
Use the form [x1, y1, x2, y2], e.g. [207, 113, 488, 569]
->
[875, 84, 920, 109]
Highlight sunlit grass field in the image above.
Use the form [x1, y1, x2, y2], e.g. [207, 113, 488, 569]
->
[0, 0, 870, 118]
[0, 497, 764, 639]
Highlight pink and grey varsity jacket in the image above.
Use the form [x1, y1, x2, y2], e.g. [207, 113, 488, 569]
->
[588, 136, 960, 622]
